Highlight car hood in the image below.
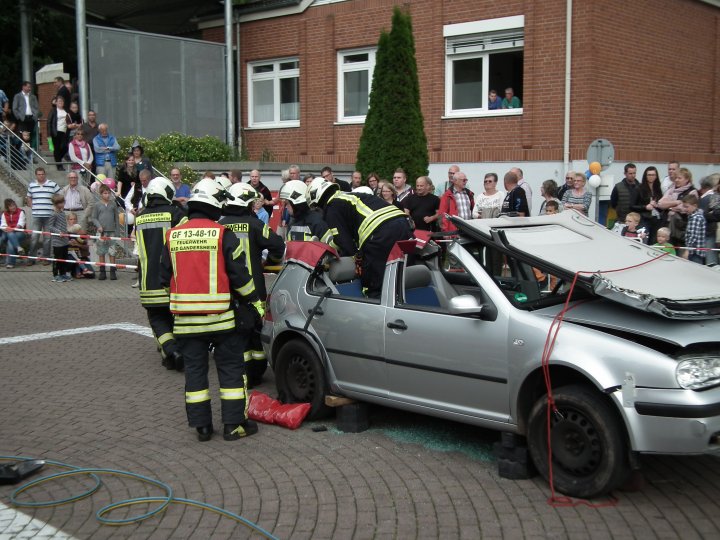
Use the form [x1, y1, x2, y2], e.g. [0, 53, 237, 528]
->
[535, 299, 720, 348]
[453, 211, 720, 319]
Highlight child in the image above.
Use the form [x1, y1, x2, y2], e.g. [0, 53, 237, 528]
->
[66, 212, 95, 278]
[544, 200, 560, 215]
[619, 212, 648, 243]
[254, 197, 269, 225]
[682, 194, 706, 264]
[652, 227, 676, 255]
[90, 184, 121, 280]
[1, 198, 27, 268]
[47, 194, 71, 282]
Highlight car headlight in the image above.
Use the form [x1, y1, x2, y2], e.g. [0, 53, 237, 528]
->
[676, 357, 720, 389]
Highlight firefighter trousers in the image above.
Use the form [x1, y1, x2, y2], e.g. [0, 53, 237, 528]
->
[361, 217, 412, 298]
[178, 330, 250, 427]
[245, 329, 267, 388]
[146, 306, 179, 358]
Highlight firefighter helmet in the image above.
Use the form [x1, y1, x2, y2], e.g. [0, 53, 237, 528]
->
[146, 177, 176, 203]
[226, 183, 260, 208]
[217, 175, 232, 191]
[188, 178, 229, 209]
[306, 177, 338, 207]
[278, 180, 307, 205]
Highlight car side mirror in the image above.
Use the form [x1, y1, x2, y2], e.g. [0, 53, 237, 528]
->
[448, 294, 484, 316]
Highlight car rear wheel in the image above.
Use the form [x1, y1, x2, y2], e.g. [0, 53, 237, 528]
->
[527, 384, 630, 499]
[274, 339, 331, 420]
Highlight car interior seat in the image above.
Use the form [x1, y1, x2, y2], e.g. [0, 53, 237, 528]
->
[327, 256, 363, 297]
[403, 264, 442, 308]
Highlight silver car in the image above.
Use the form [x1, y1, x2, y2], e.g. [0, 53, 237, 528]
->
[262, 211, 720, 498]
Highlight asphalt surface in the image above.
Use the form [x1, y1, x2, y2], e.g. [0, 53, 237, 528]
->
[1, 264, 720, 539]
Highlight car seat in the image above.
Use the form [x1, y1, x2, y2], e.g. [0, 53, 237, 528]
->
[327, 256, 363, 297]
[404, 265, 441, 307]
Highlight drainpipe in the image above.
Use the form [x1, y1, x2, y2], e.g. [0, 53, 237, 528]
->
[563, 0, 573, 174]
[19, 0, 32, 84]
[225, 0, 235, 149]
[76, 0, 89, 118]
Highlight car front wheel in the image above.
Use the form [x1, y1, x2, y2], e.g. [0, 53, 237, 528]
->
[274, 339, 331, 420]
[527, 384, 630, 499]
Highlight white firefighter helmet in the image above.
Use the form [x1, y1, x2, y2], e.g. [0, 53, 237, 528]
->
[352, 186, 373, 196]
[188, 178, 228, 209]
[306, 177, 338, 207]
[217, 175, 232, 191]
[279, 180, 307, 205]
[226, 182, 260, 208]
[146, 177, 176, 203]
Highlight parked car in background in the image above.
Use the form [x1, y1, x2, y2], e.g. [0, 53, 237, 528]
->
[262, 211, 720, 498]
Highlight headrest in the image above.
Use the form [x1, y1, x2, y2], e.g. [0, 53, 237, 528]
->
[404, 265, 432, 289]
[328, 257, 357, 282]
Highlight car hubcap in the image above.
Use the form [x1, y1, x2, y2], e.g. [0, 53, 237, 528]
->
[286, 354, 315, 401]
[549, 408, 602, 476]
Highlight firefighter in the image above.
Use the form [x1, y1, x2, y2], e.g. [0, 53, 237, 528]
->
[135, 177, 186, 371]
[219, 183, 285, 387]
[306, 177, 412, 298]
[278, 179, 333, 243]
[160, 178, 263, 442]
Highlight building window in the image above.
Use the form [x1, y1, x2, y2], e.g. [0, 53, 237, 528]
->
[337, 48, 376, 123]
[248, 58, 300, 127]
[444, 16, 524, 118]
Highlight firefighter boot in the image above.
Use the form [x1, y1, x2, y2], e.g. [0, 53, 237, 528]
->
[223, 420, 258, 441]
[196, 425, 214, 442]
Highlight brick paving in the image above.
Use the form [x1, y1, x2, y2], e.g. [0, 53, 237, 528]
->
[1, 265, 720, 539]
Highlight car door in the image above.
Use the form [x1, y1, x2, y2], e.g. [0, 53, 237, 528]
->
[384, 254, 511, 423]
[304, 273, 388, 399]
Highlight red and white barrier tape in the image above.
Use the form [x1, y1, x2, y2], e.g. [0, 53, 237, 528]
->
[6, 227, 135, 243]
[0, 253, 137, 270]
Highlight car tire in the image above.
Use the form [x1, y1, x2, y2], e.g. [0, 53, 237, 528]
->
[274, 339, 331, 420]
[527, 384, 630, 499]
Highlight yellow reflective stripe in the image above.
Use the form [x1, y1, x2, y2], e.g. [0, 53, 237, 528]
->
[232, 244, 244, 259]
[331, 192, 374, 217]
[185, 389, 211, 403]
[219, 387, 246, 400]
[173, 311, 236, 335]
[171, 301, 231, 313]
[171, 292, 231, 301]
[321, 230, 334, 244]
[209, 248, 218, 295]
[249, 349, 266, 360]
[157, 332, 173, 345]
[235, 278, 255, 298]
[136, 229, 148, 289]
[241, 237, 252, 277]
[243, 350, 251, 362]
[141, 289, 169, 300]
[358, 206, 405, 246]
[262, 225, 270, 239]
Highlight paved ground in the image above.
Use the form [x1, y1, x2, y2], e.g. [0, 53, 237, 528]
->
[1, 265, 720, 539]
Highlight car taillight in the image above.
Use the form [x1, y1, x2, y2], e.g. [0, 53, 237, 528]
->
[264, 294, 273, 322]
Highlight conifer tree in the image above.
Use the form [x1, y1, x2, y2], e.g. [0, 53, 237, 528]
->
[356, 6, 428, 184]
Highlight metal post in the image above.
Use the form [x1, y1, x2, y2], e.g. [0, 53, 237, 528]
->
[225, 0, 235, 149]
[19, 0, 32, 84]
[76, 0, 89, 118]
[235, 15, 242, 152]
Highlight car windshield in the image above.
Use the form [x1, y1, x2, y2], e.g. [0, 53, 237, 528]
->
[448, 240, 592, 310]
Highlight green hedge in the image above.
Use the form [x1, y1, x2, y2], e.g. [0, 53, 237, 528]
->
[117, 133, 233, 182]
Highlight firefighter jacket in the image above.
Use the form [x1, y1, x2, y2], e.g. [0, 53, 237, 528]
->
[287, 205, 333, 244]
[160, 216, 259, 336]
[135, 198, 186, 307]
[323, 192, 407, 256]
[219, 208, 285, 300]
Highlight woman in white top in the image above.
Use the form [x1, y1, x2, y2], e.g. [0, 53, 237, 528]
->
[472, 173, 506, 219]
[47, 95, 68, 170]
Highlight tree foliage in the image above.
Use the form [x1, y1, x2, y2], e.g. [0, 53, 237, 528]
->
[356, 6, 428, 184]
[0, 0, 76, 97]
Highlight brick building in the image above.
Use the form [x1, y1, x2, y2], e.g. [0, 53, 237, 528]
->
[199, 0, 720, 174]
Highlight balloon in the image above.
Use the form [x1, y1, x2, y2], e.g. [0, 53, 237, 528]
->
[589, 161, 602, 175]
[585, 169, 591, 179]
[96, 173, 106, 182]
[588, 174, 602, 189]
[103, 177, 116, 190]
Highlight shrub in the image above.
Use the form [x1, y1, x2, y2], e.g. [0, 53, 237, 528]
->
[118, 132, 232, 180]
